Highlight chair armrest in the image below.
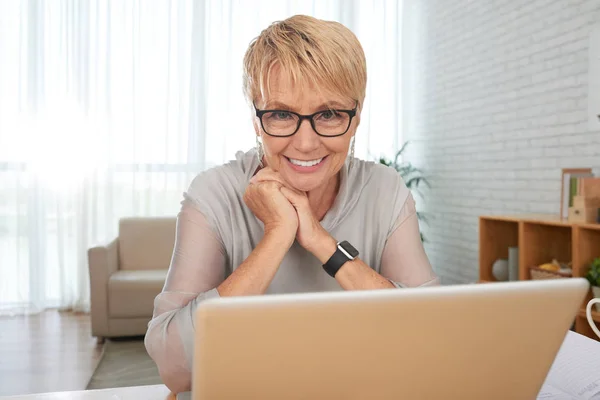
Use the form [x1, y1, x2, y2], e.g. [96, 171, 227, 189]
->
[88, 238, 119, 337]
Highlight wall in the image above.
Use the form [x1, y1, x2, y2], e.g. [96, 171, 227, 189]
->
[402, 0, 600, 284]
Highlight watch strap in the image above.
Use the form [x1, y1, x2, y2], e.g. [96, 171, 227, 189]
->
[323, 245, 352, 278]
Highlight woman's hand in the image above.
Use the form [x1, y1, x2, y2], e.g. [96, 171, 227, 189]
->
[249, 168, 329, 253]
[278, 186, 329, 252]
[248, 168, 397, 291]
[243, 173, 298, 240]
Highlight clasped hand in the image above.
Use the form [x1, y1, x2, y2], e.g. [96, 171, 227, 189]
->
[243, 168, 327, 252]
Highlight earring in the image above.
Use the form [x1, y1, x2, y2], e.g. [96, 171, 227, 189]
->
[256, 136, 264, 168]
[348, 137, 355, 169]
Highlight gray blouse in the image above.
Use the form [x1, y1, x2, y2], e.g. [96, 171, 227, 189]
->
[145, 148, 439, 392]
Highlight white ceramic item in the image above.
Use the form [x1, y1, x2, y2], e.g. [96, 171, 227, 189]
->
[586, 288, 600, 339]
[492, 259, 509, 281]
[508, 247, 519, 281]
[592, 286, 600, 312]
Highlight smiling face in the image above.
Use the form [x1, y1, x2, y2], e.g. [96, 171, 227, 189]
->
[253, 68, 359, 192]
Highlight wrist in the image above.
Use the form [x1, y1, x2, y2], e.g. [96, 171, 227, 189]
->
[263, 227, 296, 248]
[308, 233, 338, 264]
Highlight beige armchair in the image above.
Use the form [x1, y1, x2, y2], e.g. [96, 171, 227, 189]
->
[88, 217, 176, 340]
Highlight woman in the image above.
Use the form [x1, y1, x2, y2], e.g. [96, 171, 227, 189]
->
[145, 14, 439, 393]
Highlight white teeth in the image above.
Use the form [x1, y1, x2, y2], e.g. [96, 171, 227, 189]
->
[288, 157, 323, 167]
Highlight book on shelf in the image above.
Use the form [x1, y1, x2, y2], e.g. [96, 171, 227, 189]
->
[580, 177, 600, 199]
[561, 169, 594, 220]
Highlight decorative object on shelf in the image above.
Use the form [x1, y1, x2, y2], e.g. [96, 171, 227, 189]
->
[562, 172, 600, 224]
[585, 257, 600, 312]
[492, 258, 509, 281]
[580, 177, 600, 198]
[530, 259, 573, 280]
[560, 168, 594, 220]
[508, 246, 519, 281]
[574, 193, 600, 208]
[569, 195, 600, 224]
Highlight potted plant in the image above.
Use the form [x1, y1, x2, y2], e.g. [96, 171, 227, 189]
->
[585, 257, 600, 312]
[377, 141, 431, 242]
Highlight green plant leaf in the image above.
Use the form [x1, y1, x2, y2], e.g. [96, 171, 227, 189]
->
[416, 211, 429, 224]
[378, 157, 391, 167]
[585, 257, 600, 287]
[377, 141, 431, 243]
[393, 141, 410, 166]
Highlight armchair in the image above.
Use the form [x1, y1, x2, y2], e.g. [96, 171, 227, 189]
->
[88, 217, 176, 340]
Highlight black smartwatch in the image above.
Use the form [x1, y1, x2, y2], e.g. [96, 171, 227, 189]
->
[323, 240, 359, 278]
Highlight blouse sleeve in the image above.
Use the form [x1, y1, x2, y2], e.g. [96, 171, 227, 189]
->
[144, 198, 226, 393]
[380, 192, 440, 288]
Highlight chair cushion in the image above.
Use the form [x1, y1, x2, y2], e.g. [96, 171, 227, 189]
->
[118, 217, 176, 271]
[108, 269, 168, 318]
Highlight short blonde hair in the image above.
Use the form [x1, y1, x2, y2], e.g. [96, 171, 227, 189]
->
[243, 15, 367, 108]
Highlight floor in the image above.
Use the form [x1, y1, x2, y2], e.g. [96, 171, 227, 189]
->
[0, 310, 103, 397]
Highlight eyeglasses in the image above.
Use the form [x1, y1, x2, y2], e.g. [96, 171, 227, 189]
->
[253, 102, 358, 137]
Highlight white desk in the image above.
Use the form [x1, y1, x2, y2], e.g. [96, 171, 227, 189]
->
[2, 385, 174, 400]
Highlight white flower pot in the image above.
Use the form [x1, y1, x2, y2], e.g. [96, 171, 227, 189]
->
[593, 286, 600, 312]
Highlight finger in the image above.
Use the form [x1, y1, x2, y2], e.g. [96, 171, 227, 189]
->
[280, 186, 309, 209]
[250, 172, 283, 185]
[251, 174, 283, 185]
[256, 181, 282, 195]
[251, 167, 277, 180]
[251, 171, 289, 189]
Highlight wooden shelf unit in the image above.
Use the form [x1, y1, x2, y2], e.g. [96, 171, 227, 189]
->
[479, 214, 600, 341]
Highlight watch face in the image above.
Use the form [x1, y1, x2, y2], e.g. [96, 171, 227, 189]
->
[339, 240, 359, 258]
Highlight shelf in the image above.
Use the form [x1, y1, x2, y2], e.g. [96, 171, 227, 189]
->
[479, 218, 518, 282]
[578, 308, 600, 323]
[480, 214, 562, 223]
[520, 222, 572, 280]
[480, 214, 600, 229]
[574, 228, 600, 277]
[479, 214, 600, 339]
[577, 222, 600, 231]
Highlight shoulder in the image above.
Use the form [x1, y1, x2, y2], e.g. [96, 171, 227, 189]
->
[184, 148, 258, 220]
[344, 158, 412, 238]
[348, 158, 409, 202]
[186, 149, 257, 200]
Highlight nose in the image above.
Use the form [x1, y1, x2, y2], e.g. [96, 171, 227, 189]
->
[292, 119, 321, 153]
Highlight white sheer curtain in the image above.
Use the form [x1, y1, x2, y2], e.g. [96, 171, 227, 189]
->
[0, 0, 403, 315]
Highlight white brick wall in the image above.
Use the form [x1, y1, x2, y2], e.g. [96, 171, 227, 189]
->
[402, 0, 600, 284]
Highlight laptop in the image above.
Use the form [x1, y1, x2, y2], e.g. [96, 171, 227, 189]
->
[181, 278, 588, 400]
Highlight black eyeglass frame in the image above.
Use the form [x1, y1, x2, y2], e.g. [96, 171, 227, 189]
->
[253, 102, 358, 138]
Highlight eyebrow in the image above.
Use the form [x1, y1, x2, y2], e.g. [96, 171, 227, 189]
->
[262, 100, 354, 111]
